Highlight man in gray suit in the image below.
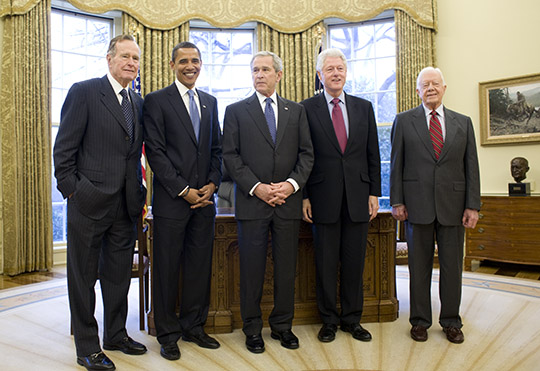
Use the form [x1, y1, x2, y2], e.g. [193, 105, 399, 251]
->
[223, 51, 313, 354]
[54, 35, 147, 370]
[390, 67, 480, 344]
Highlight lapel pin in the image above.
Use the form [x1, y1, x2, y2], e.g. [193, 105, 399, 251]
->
[202, 105, 207, 109]
[284, 107, 289, 111]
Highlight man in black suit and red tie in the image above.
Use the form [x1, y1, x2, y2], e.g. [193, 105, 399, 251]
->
[53, 34, 147, 370]
[143, 41, 222, 361]
[390, 66, 480, 344]
[222, 51, 313, 354]
[301, 48, 381, 344]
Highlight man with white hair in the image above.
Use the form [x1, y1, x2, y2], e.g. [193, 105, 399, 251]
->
[301, 48, 381, 343]
[390, 67, 481, 344]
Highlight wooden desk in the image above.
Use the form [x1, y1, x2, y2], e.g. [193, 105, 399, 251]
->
[146, 211, 398, 335]
[465, 195, 540, 270]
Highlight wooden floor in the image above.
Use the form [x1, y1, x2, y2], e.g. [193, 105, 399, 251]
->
[1, 262, 540, 371]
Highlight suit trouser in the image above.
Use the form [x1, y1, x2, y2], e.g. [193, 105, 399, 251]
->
[153, 212, 215, 345]
[237, 216, 300, 336]
[405, 219, 464, 329]
[67, 195, 136, 357]
[312, 193, 369, 326]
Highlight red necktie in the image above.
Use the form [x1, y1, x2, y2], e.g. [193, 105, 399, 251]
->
[331, 98, 347, 153]
[429, 110, 444, 159]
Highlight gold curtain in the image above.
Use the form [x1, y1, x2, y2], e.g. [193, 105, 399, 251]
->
[0, 0, 53, 275]
[122, 14, 190, 201]
[395, 8, 436, 113]
[0, 0, 436, 33]
[257, 22, 324, 103]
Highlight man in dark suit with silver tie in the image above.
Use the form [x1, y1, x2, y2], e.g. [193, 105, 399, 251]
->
[54, 34, 147, 371]
[390, 67, 481, 344]
[143, 41, 222, 361]
[301, 48, 381, 344]
[223, 51, 313, 354]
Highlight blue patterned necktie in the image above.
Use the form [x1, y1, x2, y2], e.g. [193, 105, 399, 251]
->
[120, 89, 134, 143]
[264, 97, 276, 143]
[187, 89, 200, 141]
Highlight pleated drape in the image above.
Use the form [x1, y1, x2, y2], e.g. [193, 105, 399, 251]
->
[0, 0, 53, 275]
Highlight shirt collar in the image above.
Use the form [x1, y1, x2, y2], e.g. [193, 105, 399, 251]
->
[256, 90, 278, 105]
[174, 79, 198, 97]
[107, 72, 128, 95]
[422, 103, 444, 118]
[324, 90, 346, 105]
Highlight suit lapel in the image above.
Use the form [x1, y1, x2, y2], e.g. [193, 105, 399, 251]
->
[315, 93, 343, 154]
[439, 107, 457, 161]
[99, 76, 128, 135]
[275, 95, 290, 147]
[197, 88, 211, 147]
[411, 105, 437, 160]
[166, 84, 198, 146]
[246, 93, 275, 147]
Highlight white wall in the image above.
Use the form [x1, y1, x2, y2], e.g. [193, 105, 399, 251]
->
[436, 0, 540, 194]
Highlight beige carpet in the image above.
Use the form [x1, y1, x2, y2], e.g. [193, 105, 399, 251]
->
[1, 266, 540, 371]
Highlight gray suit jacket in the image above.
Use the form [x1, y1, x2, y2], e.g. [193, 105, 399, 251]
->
[390, 105, 480, 225]
[53, 75, 146, 221]
[222, 93, 314, 220]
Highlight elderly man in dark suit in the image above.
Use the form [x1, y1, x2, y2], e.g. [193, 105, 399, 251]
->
[301, 48, 381, 344]
[143, 41, 222, 361]
[222, 51, 313, 354]
[390, 66, 481, 344]
[53, 34, 147, 371]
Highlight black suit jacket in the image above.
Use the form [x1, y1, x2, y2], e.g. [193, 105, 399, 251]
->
[301, 93, 381, 223]
[390, 105, 481, 225]
[222, 93, 314, 220]
[143, 84, 222, 219]
[53, 75, 146, 221]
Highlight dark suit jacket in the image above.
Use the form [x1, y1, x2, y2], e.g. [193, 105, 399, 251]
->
[53, 75, 146, 221]
[301, 93, 381, 224]
[390, 105, 481, 225]
[143, 84, 222, 219]
[222, 93, 314, 220]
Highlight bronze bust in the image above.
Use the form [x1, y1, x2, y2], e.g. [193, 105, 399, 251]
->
[511, 157, 529, 183]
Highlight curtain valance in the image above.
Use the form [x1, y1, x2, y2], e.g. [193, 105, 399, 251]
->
[1, 0, 436, 32]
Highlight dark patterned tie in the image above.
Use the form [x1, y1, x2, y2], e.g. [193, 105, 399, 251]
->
[331, 98, 347, 153]
[120, 89, 134, 143]
[264, 97, 276, 143]
[187, 90, 200, 142]
[430, 110, 444, 159]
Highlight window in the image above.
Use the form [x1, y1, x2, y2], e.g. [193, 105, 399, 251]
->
[328, 16, 396, 210]
[51, 8, 114, 244]
[189, 26, 255, 125]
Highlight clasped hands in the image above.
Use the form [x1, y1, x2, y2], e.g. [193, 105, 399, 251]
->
[254, 181, 294, 207]
[183, 182, 216, 209]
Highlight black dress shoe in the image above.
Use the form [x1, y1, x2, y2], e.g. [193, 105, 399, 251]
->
[271, 329, 299, 349]
[443, 326, 464, 344]
[76, 351, 115, 370]
[341, 323, 372, 342]
[245, 334, 265, 354]
[103, 336, 147, 355]
[410, 325, 428, 342]
[182, 331, 220, 349]
[318, 324, 338, 343]
[160, 342, 181, 360]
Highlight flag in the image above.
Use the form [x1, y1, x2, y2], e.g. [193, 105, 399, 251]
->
[132, 72, 148, 219]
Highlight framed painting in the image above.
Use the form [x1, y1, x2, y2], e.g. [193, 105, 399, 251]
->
[479, 73, 540, 145]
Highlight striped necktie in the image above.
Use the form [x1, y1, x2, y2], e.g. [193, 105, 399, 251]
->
[429, 110, 444, 159]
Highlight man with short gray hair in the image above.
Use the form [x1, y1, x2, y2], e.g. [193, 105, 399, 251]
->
[390, 66, 480, 344]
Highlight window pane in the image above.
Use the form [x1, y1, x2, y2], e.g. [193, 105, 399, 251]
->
[63, 15, 87, 54]
[86, 19, 110, 56]
[377, 126, 392, 161]
[378, 91, 396, 124]
[350, 60, 375, 92]
[375, 22, 395, 58]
